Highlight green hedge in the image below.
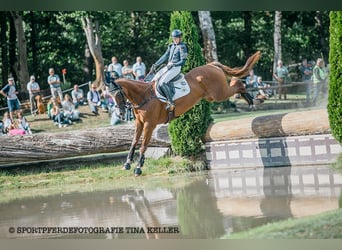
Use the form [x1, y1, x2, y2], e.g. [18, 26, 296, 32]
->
[328, 11, 342, 144]
[168, 11, 213, 157]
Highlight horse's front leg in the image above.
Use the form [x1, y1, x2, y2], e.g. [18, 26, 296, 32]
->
[123, 121, 143, 170]
[134, 123, 156, 177]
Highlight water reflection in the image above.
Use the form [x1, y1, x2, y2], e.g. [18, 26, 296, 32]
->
[0, 165, 341, 239]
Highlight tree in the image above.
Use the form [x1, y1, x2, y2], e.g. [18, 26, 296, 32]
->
[273, 11, 282, 73]
[327, 11, 342, 144]
[168, 11, 212, 157]
[198, 11, 218, 62]
[10, 11, 29, 91]
[81, 15, 105, 88]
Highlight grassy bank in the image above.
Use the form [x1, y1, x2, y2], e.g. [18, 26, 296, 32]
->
[0, 156, 205, 204]
[224, 208, 342, 239]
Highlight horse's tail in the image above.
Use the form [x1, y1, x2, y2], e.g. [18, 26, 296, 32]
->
[209, 51, 261, 78]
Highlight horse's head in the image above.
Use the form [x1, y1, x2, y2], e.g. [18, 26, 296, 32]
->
[111, 88, 127, 120]
[229, 77, 255, 106]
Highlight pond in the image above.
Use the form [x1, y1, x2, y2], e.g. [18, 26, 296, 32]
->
[0, 165, 341, 239]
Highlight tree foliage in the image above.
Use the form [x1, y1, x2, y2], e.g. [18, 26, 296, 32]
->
[167, 11, 213, 157]
[328, 11, 342, 143]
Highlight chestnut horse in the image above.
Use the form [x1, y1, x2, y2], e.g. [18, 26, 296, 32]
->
[113, 51, 261, 176]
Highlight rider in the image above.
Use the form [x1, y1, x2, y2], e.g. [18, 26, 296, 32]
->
[152, 29, 188, 111]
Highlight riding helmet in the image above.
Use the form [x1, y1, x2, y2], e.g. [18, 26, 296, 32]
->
[171, 29, 182, 38]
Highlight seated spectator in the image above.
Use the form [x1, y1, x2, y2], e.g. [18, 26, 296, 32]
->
[87, 84, 102, 116]
[51, 99, 72, 128]
[256, 76, 273, 99]
[71, 84, 86, 108]
[0, 121, 5, 136]
[62, 94, 80, 121]
[101, 86, 115, 112]
[47, 97, 56, 120]
[245, 69, 259, 98]
[16, 111, 33, 134]
[2, 111, 15, 133]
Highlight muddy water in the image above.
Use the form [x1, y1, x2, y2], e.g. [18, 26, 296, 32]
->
[0, 165, 341, 239]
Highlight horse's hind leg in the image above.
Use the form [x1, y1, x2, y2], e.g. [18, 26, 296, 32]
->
[123, 121, 143, 170]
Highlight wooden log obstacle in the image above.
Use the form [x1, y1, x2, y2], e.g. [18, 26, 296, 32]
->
[204, 109, 342, 169]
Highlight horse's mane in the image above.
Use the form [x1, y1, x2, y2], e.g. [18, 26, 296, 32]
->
[208, 51, 261, 78]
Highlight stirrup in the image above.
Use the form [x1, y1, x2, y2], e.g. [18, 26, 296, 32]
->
[166, 102, 175, 111]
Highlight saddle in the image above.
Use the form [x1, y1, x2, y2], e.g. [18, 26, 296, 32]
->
[155, 74, 190, 103]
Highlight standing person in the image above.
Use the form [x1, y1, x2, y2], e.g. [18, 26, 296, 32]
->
[26, 75, 40, 116]
[71, 84, 85, 108]
[108, 56, 122, 77]
[273, 60, 289, 100]
[122, 60, 134, 80]
[299, 58, 313, 103]
[312, 58, 327, 105]
[47, 68, 63, 102]
[0, 77, 21, 121]
[132, 56, 146, 81]
[152, 29, 188, 110]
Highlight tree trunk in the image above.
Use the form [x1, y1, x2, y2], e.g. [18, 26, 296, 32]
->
[83, 44, 93, 83]
[0, 13, 8, 85]
[81, 16, 105, 88]
[273, 11, 282, 73]
[10, 11, 30, 91]
[0, 124, 170, 166]
[315, 11, 328, 62]
[205, 109, 331, 141]
[242, 11, 252, 58]
[198, 11, 218, 63]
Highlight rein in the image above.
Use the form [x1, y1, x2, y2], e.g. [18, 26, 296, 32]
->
[113, 81, 157, 109]
[131, 83, 157, 109]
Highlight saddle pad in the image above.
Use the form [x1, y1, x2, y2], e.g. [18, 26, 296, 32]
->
[155, 75, 191, 103]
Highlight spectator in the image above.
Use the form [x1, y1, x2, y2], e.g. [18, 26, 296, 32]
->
[26, 75, 40, 116]
[245, 69, 259, 98]
[256, 76, 272, 99]
[101, 86, 114, 112]
[2, 111, 15, 133]
[51, 99, 71, 128]
[312, 58, 327, 105]
[273, 60, 289, 100]
[47, 68, 63, 102]
[16, 111, 33, 134]
[71, 84, 86, 108]
[299, 59, 313, 102]
[87, 83, 102, 116]
[0, 120, 5, 136]
[0, 77, 21, 121]
[62, 94, 80, 121]
[108, 56, 122, 77]
[47, 97, 55, 120]
[132, 56, 146, 81]
[122, 60, 134, 80]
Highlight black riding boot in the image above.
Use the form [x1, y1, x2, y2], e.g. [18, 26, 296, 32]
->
[160, 83, 175, 111]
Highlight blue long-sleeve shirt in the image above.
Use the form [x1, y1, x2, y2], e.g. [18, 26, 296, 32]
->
[154, 42, 188, 67]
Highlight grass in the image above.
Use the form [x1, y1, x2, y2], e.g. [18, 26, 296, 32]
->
[0, 156, 206, 204]
[224, 209, 342, 239]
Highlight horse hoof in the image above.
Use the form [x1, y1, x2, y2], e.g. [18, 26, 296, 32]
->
[134, 168, 142, 177]
[123, 163, 131, 170]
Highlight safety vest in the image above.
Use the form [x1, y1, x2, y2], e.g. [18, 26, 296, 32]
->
[313, 65, 326, 84]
